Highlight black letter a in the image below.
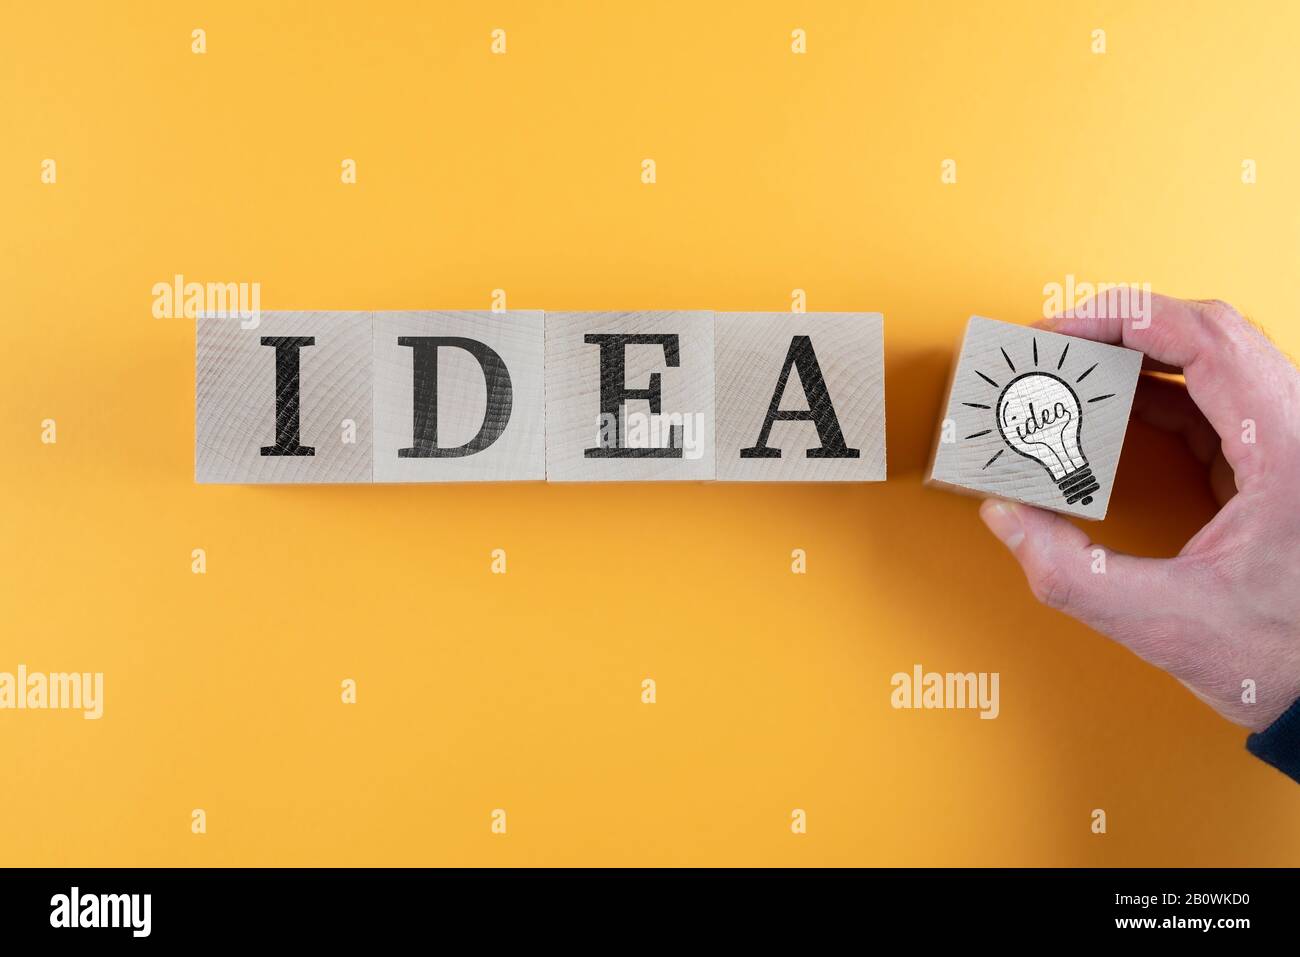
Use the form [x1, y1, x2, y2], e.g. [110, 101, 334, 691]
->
[740, 336, 859, 459]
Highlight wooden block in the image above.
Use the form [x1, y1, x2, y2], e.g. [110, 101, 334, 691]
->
[714, 312, 886, 481]
[196, 311, 372, 483]
[926, 315, 1142, 519]
[372, 311, 546, 482]
[544, 311, 715, 481]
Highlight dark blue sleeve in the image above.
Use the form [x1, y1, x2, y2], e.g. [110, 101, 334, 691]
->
[1246, 696, 1300, 784]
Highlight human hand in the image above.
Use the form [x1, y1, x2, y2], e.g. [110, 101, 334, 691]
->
[978, 293, 1300, 731]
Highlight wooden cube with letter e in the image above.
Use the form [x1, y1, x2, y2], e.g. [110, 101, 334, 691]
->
[544, 311, 715, 481]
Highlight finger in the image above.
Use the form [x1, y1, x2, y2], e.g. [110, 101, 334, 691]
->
[1130, 375, 1238, 504]
[978, 499, 1180, 638]
[1130, 375, 1220, 466]
[1038, 314, 1181, 374]
[1042, 293, 1294, 487]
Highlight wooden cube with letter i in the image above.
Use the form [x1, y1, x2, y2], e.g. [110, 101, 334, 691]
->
[926, 316, 1142, 519]
[196, 311, 373, 483]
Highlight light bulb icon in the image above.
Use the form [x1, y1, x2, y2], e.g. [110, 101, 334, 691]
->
[995, 371, 1100, 506]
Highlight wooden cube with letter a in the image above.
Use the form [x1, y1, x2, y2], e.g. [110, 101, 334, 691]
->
[714, 312, 886, 481]
[196, 311, 373, 483]
[545, 311, 715, 481]
[926, 315, 1142, 519]
[372, 311, 545, 482]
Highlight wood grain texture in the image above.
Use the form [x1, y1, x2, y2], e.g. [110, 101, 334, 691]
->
[372, 311, 545, 482]
[926, 315, 1142, 519]
[544, 311, 715, 481]
[196, 311, 372, 484]
[715, 312, 885, 482]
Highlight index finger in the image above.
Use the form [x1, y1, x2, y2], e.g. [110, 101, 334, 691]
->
[1045, 292, 1294, 487]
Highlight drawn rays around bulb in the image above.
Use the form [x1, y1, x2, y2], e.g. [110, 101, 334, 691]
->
[970, 338, 1113, 506]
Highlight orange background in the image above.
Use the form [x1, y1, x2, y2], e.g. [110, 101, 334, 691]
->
[2, 0, 1297, 866]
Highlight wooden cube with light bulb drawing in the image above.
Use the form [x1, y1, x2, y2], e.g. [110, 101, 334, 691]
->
[926, 316, 1143, 520]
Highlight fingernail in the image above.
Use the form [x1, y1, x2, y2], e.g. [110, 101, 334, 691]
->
[980, 500, 1025, 550]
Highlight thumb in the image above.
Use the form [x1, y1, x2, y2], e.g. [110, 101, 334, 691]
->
[978, 499, 1176, 639]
